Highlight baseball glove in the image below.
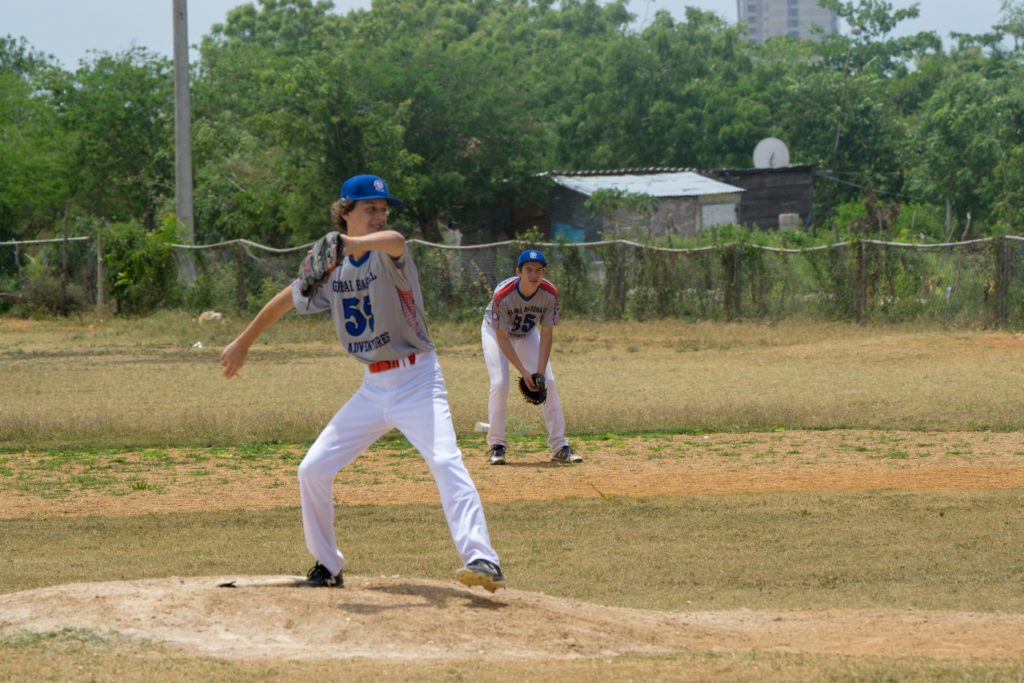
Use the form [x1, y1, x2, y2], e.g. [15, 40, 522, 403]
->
[518, 373, 547, 405]
[298, 231, 343, 297]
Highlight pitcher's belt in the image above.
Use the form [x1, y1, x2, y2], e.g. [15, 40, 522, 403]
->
[368, 354, 417, 373]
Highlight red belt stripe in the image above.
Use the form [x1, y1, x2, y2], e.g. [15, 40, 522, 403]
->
[368, 353, 416, 373]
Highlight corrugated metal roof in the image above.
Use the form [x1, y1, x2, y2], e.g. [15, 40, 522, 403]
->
[551, 171, 744, 198]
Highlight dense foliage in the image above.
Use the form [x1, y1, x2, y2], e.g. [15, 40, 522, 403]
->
[4, 0, 1024, 249]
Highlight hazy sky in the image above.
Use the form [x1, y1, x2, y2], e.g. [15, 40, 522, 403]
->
[2, 0, 1011, 70]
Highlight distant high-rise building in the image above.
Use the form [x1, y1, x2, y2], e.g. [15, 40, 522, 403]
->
[737, 0, 839, 44]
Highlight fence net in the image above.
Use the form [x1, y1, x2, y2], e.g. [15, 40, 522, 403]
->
[0, 237, 96, 313]
[3, 235, 1024, 327]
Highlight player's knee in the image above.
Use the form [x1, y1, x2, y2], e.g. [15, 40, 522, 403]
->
[297, 456, 327, 483]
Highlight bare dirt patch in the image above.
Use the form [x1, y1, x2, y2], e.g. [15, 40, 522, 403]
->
[3, 430, 1024, 662]
[4, 430, 1024, 518]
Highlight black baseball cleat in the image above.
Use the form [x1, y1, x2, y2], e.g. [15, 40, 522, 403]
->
[487, 444, 506, 465]
[298, 561, 343, 588]
[551, 445, 583, 464]
[456, 559, 506, 592]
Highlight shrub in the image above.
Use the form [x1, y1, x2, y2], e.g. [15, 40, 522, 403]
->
[103, 217, 179, 314]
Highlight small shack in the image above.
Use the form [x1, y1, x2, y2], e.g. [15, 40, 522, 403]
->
[547, 170, 745, 242]
[705, 165, 816, 230]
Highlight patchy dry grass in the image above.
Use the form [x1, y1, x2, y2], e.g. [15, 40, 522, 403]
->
[5, 315, 1024, 449]
[3, 315, 1024, 680]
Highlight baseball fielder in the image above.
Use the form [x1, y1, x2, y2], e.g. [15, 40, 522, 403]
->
[481, 249, 581, 465]
[220, 174, 505, 592]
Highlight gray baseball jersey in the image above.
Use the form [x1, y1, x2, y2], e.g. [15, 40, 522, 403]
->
[485, 275, 559, 339]
[291, 247, 434, 363]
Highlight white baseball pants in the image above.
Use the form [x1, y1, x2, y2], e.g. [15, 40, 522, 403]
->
[297, 350, 499, 576]
[480, 320, 568, 452]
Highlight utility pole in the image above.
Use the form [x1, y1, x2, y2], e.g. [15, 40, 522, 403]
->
[173, 1, 195, 247]
[173, 0, 195, 282]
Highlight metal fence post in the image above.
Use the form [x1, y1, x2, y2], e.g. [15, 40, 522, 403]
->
[717, 244, 744, 320]
[733, 245, 742, 318]
[997, 236, 1010, 327]
[96, 228, 104, 309]
[856, 240, 867, 325]
[60, 202, 69, 316]
[236, 241, 247, 310]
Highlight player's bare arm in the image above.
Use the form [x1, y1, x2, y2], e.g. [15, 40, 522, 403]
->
[496, 329, 539, 391]
[341, 229, 406, 260]
[220, 285, 295, 379]
[341, 197, 405, 259]
[537, 325, 554, 377]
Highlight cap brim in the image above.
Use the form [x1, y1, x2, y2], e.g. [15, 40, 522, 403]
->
[341, 195, 403, 206]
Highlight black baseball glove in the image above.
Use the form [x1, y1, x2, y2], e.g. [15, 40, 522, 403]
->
[298, 231, 343, 298]
[518, 373, 547, 405]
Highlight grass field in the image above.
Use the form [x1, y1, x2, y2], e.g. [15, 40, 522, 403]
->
[4, 313, 1024, 449]
[2, 313, 1024, 680]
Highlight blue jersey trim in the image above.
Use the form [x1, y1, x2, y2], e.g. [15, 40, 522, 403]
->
[515, 278, 539, 301]
[348, 252, 371, 267]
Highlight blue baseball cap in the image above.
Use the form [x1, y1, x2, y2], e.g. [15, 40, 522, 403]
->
[516, 249, 547, 268]
[339, 174, 403, 206]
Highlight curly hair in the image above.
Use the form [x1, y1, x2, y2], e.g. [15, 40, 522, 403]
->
[330, 199, 357, 233]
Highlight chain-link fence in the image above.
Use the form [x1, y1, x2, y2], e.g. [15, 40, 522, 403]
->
[0, 237, 97, 314]
[410, 237, 1019, 326]
[4, 234, 1024, 327]
[172, 239, 308, 315]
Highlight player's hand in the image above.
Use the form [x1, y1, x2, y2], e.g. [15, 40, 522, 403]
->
[338, 233, 355, 257]
[220, 340, 249, 379]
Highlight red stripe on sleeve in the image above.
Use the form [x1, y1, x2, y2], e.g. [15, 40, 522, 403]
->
[491, 278, 520, 310]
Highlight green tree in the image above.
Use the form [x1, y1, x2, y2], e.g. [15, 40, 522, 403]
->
[817, 0, 940, 76]
[553, 8, 758, 170]
[49, 47, 174, 230]
[194, 0, 414, 245]
[102, 217, 179, 314]
[0, 35, 54, 75]
[906, 55, 1024, 235]
[772, 1, 941, 225]
[346, 0, 563, 240]
[0, 37, 69, 240]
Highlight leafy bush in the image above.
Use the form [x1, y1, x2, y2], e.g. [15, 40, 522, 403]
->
[248, 276, 287, 316]
[103, 217, 178, 314]
[0, 238, 93, 316]
[16, 270, 89, 316]
[182, 258, 239, 313]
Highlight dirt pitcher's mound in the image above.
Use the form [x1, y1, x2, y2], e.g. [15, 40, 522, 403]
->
[2, 575, 1023, 661]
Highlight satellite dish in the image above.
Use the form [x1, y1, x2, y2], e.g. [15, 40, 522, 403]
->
[753, 137, 790, 169]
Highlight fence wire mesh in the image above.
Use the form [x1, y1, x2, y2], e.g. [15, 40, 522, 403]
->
[3, 235, 1024, 327]
[0, 237, 96, 313]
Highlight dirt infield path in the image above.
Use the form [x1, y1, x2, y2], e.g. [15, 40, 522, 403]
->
[3, 430, 1024, 517]
[3, 430, 1024, 663]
